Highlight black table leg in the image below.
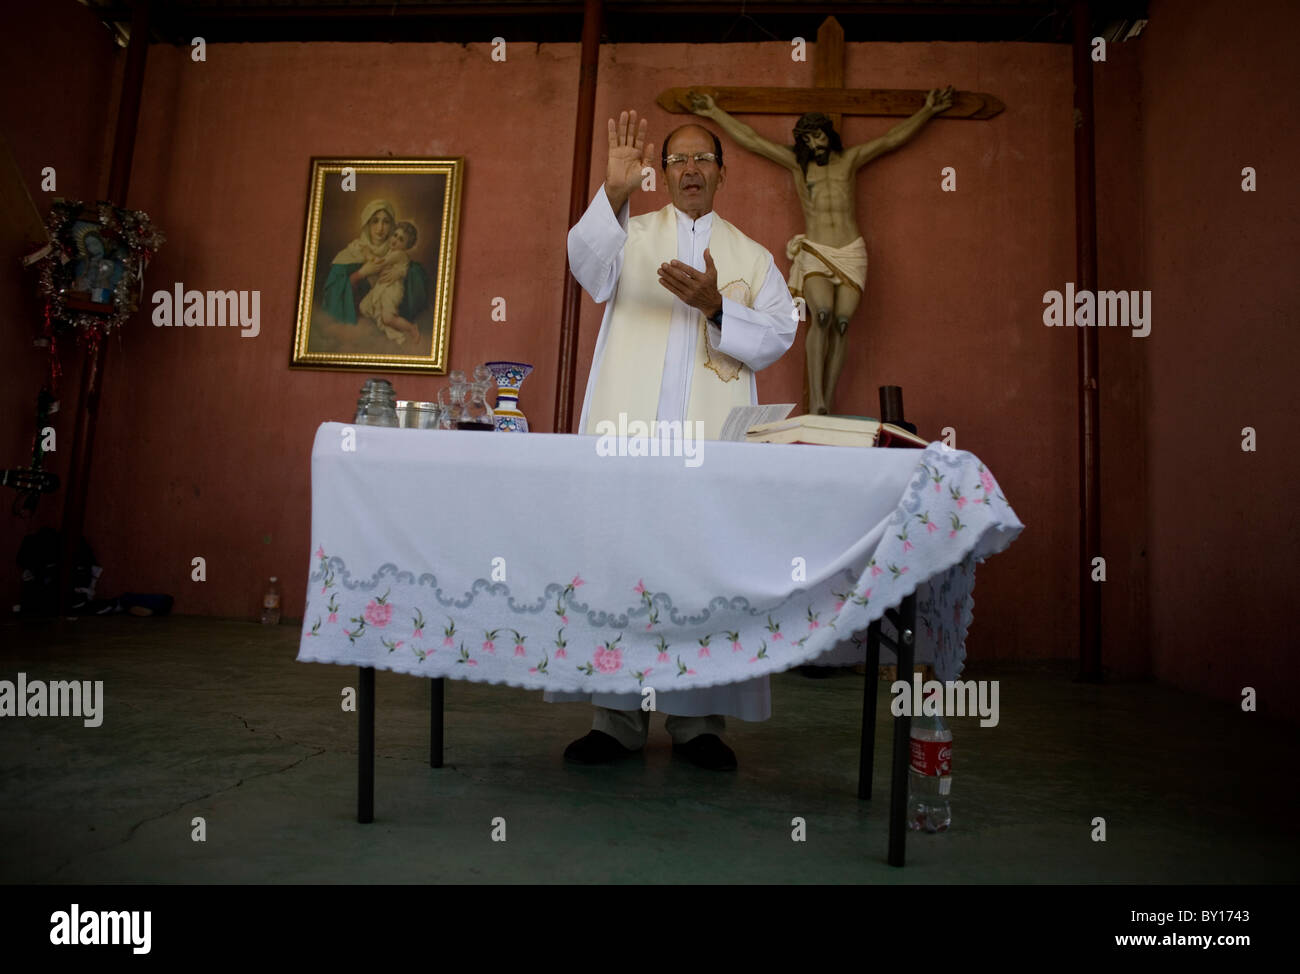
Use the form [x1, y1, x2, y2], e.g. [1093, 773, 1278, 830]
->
[859, 621, 882, 800]
[430, 677, 444, 768]
[358, 666, 374, 824]
[888, 594, 916, 867]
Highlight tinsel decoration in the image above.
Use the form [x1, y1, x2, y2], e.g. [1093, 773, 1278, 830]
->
[32, 199, 165, 382]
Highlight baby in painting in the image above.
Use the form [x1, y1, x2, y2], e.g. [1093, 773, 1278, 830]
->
[360, 220, 420, 345]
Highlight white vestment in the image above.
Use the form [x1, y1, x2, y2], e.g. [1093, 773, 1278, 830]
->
[548, 187, 797, 720]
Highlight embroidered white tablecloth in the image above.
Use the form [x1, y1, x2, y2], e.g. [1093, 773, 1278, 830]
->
[297, 424, 1023, 688]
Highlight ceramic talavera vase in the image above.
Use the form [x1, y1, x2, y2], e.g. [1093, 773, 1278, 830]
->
[485, 361, 534, 432]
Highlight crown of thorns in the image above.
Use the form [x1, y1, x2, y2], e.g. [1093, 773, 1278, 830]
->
[793, 113, 838, 139]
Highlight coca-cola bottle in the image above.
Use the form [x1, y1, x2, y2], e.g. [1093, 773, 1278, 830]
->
[907, 687, 952, 831]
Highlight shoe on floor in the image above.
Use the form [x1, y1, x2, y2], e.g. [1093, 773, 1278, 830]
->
[563, 730, 639, 765]
[672, 733, 738, 771]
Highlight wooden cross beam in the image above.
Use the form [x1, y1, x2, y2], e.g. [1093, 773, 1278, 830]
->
[657, 17, 1005, 124]
[655, 17, 1003, 418]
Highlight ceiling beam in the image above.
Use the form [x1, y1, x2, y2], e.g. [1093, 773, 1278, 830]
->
[87, 1, 1106, 45]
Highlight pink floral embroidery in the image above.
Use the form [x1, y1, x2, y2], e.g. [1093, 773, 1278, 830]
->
[699, 646, 711, 658]
[903, 540, 914, 552]
[927, 522, 939, 533]
[571, 575, 585, 588]
[593, 646, 622, 674]
[658, 652, 670, 663]
[634, 579, 646, 594]
[364, 600, 392, 627]
[871, 565, 883, 577]
[413, 628, 423, 639]
[555, 648, 568, 659]
[444, 636, 454, 646]
[328, 612, 338, 623]
[732, 641, 742, 652]
[514, 643, 526, 657]
[315, 545, 326, 559]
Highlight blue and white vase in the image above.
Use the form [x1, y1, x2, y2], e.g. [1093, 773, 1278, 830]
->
[485, 361, 534, 433]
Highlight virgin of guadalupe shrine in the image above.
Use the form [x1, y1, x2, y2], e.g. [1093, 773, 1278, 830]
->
[0, 0, 1295, 908]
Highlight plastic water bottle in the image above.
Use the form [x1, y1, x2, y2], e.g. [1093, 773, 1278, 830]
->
[907, 690, 952, 832]
[260, 577, 281, 626]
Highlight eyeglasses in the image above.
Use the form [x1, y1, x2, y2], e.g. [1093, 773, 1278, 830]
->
[665, 152, 719, 167]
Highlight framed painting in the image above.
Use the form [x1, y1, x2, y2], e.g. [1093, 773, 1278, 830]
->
[291, 157, 463, 372]
[62, 213, 133, 314]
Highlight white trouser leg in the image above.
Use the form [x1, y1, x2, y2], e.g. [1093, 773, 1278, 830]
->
[664, 714, 725, 744]
[591, 707, 650, 750]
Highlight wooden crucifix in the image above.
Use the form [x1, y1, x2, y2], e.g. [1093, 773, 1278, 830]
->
[657, 17, 1004, 415]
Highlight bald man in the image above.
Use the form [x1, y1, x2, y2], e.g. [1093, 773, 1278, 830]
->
[551, 110, 797, 770]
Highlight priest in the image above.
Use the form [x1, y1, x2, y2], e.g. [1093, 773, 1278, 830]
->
[552, 108, 797, 770]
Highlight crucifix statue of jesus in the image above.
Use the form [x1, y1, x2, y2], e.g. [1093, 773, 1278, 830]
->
[689, 85, 953, 415]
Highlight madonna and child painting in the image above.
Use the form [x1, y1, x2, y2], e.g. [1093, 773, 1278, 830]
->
[292, 158, 462, 373]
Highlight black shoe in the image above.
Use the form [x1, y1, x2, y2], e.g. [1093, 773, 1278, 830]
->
[672, 733, 738, 771]
[563, 730, 639, 765]
[797, 664, 837, 678]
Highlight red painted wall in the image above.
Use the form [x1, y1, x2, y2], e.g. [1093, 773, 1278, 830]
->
[1095, 39, 1150, 681]
[74, 37, 1078, 663]
[1140, 0, 1300, 716]
[3, 3, 1292, 718]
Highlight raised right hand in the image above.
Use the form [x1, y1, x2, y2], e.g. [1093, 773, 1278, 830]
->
[605, 110, 654, 211]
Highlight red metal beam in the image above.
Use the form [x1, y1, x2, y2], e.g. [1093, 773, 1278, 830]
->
[1072, 0, 1103, 681]
[553, 0, 603, 434]
[59, 0, 152, 614]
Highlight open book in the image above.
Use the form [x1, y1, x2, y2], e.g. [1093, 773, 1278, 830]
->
[746, 414, 928, 448]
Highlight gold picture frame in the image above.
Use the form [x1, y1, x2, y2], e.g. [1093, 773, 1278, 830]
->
[291, 157, 463, 372]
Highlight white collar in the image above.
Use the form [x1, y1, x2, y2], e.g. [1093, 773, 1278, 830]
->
[673, 206, 715, 231]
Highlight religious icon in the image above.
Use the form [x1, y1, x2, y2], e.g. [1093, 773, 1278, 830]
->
[67, 219, 131, 311]
[291, 157, 463, 373]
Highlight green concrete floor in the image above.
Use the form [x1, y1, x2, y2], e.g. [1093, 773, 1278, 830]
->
[0, 615, 1295, 884]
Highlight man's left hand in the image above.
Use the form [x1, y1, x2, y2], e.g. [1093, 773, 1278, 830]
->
[658, 248, 723, 319]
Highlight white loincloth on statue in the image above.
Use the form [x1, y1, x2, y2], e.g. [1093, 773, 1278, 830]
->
[785, 235, 868, 297]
